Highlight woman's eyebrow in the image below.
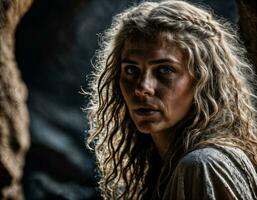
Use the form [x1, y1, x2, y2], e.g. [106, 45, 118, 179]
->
[121, 59, 138, 64]
[121, 58, 181, 65]
[148, 58, 181, 65]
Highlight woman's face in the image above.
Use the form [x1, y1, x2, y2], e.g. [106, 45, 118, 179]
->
[119, 36, 194, 136]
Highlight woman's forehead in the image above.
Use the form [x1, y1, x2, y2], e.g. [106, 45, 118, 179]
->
[122, 33, 183, 59]
[124, 32, 177, 48]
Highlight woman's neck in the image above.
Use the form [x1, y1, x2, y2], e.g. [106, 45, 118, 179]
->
[150, 130, 175, 160]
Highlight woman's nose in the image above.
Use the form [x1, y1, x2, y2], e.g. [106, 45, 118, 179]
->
[135, 74, 155, 97]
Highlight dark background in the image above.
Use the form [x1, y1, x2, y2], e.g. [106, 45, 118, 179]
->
[15, 0, 238, 199]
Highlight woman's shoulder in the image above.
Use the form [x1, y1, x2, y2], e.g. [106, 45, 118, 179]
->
[165, 145, 257, 199]
[178, 144, 256, 171]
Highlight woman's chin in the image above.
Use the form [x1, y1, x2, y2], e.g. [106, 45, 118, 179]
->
[135, 120, 160, 134]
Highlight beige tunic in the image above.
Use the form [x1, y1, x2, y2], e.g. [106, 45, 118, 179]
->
[164, 145, 257, 200]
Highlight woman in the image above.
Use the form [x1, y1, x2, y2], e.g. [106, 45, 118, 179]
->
[86, 1, 257, 199]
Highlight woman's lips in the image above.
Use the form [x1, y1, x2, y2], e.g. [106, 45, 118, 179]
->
[134, 108, 160, 116]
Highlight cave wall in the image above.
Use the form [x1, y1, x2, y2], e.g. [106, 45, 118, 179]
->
[237, 0, 257, 70]
[0, 0, 31, 199]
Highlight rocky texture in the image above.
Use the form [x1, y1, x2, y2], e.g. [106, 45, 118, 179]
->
[0, 0, 32, 199]
[237, 0, 257, 69]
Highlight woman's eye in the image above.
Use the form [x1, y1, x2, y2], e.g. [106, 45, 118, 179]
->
[124, 66, 140, 75]
[157, 66, 175, 75]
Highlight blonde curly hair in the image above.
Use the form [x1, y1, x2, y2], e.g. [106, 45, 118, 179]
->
[86, 1, 257, 199]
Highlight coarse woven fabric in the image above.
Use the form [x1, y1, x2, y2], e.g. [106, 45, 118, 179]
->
[162, 145, 257, 200]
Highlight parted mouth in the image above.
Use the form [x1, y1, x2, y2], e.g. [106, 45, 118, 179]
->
[134, 104, 159, 110]
[134, 106, 160, 116]
[136, 107, 159, 111]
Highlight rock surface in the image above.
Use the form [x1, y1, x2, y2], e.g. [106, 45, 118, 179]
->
[237, 0, 257, 69]
[0, 0, 31, 199]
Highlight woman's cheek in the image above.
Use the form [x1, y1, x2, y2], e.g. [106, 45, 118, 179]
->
[120, 76, 136, 99]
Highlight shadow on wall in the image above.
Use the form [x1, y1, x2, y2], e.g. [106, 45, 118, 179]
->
[15, 0, 237, 199]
